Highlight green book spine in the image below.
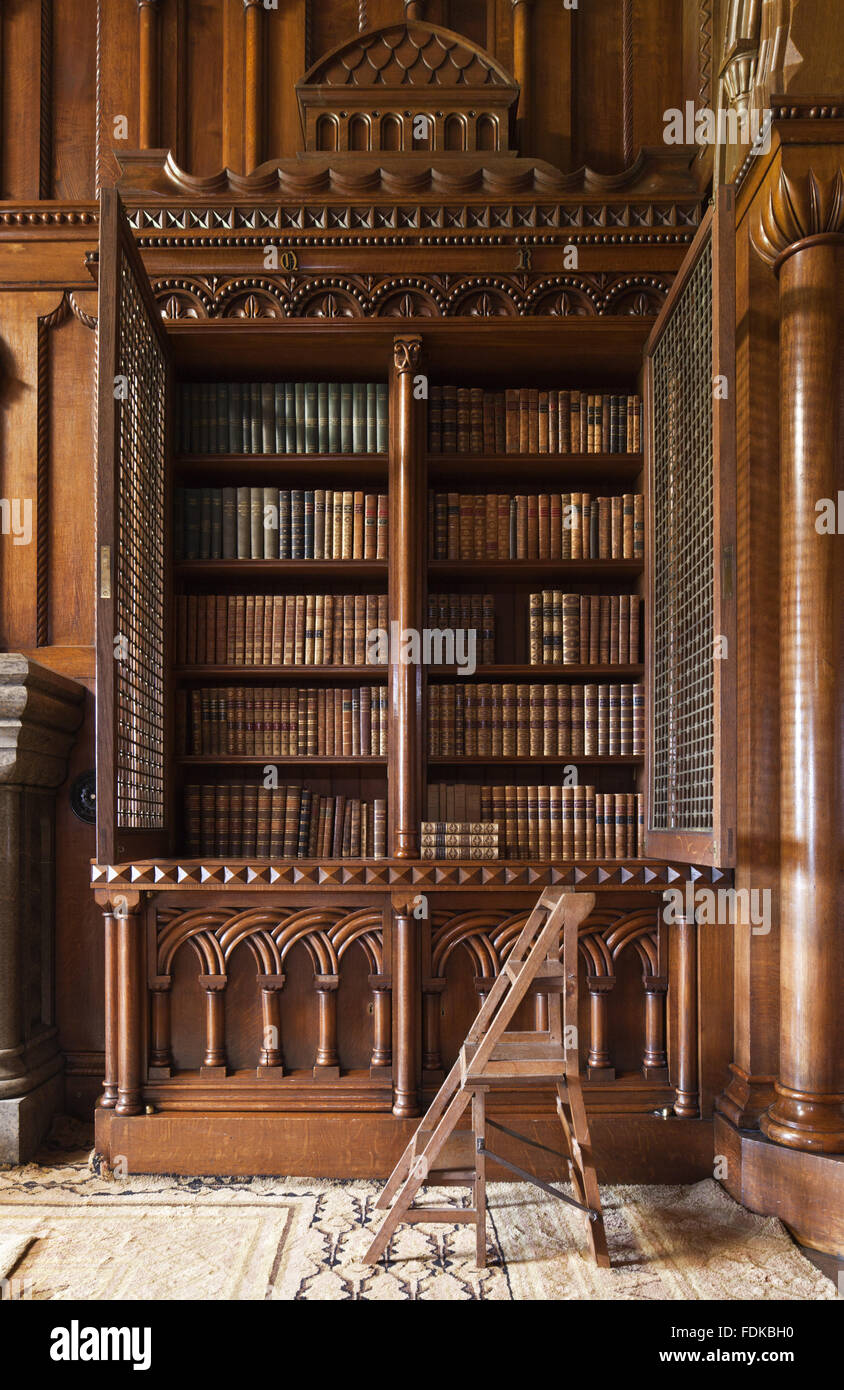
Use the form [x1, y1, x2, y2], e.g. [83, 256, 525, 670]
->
[285, 383, 296, 453]
[366, 383, 378, 453]
[352, 383, 366, 454]
[304, 383, 318, 453]
[199, 488, 212, 560]
[228, 383, 241, 454]
[261, 382, 274, 454]
[295, 383, 306, 453]
[376, 383, 388, 453]
[340, 382, 353, 453]
[250, 382, 262, 453]
[241, 382, 252, 453]
[216, 386, 227, 455]
[210, 487, 223, 559]
[221, 487, 237, 559]
[274, 384, 285, 453]
[317, 381, 329, 453]
[328, 382, 341, 453]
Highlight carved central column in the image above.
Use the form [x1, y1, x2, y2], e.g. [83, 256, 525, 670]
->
[755, 166, 844, 1153]
[389, 335, 423, 858]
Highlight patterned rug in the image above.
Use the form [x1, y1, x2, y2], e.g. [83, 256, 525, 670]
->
[0, 1119, 833, 1301]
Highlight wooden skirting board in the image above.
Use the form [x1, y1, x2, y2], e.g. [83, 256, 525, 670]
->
[95, 1108, 714, 1183]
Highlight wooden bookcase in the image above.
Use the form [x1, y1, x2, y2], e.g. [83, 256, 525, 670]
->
[89, 22, 737, 1176]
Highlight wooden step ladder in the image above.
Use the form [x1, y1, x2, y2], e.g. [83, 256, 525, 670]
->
[363, 889, 610, 1269]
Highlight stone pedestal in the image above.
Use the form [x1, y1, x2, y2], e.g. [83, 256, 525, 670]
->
[0, 654, 84, 1161]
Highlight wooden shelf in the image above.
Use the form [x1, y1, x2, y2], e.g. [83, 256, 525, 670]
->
[427, 452, 643, 481]
[428, 664, 644, 678]
[428, 755, 644, 765]
[178, 755, 387, 767]
[175, 559, 387, 579]
[427, 559, 643, 580]
[176, 452, 387, 478]
[173, 665, 387, 679]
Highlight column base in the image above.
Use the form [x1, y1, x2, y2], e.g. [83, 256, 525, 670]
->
[0, 1071, 64, 1163]
[760, 1084, 844, 1154]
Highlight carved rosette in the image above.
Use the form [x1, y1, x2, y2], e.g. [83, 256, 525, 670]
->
[753, 167, 844, 270]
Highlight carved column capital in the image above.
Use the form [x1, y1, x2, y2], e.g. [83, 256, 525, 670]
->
[392, 335, 422, 375]
[753, 166, 844, 272]
[0, 655, 84, 789]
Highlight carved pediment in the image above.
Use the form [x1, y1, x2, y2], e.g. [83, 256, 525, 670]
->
[297, 22, 519, 155]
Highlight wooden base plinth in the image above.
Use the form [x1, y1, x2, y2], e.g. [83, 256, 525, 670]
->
[715, 1113, 844, 1257]
[93, 1106, 714, 1182]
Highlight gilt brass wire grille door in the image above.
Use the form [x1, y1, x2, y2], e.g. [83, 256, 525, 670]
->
[644, 187, 736, 868]
[96, 189, 173, 863]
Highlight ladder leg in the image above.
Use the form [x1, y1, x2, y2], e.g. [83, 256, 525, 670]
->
[364, 1089, 471, 1265]
[557, 1079, 610, 1269]
[472, 1087, 487, 1269]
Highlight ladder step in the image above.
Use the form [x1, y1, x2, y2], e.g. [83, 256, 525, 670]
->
[402, 1209, 478, 1225]
[490, 1039, 565, 1061]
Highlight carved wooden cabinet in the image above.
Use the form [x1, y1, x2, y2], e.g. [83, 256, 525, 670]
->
[90, 19, 737, 1179]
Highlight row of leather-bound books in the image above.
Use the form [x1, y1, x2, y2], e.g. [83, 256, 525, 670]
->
[426, 593, 496, 662]
[178, 382, 389, 455]
[428, 387, 643, 455]
[175, 488, 389, 561]
[174, 593, 388, 667]
[184, 783, 388, 859]
[530, 592, 640, 665]
[420, 822, 500, 860]
[180, 686, 388, 758]
[428, 683, 644, 757]
[428, 492, 644, 560]
[426, 784, 644, 860]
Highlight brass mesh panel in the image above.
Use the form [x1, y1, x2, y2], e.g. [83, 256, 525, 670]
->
[115, 250, 166, 829]
[651, 240, 714, 832]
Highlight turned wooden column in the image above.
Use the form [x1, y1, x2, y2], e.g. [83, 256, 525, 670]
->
[511, 0, 534, 154]
[101, 910, 119, 1107]
[243, 0, 264, 172]
[258, 974, 285, 1074]
[422, 977, 445, 1072]
[137, 0, 161, 149]
[148, 982, 172, 1076]
[313, 975, 340, 1078]
[368, 974, 392, 1074]
[755, 166, 844, 1153]
[668, 896, 698, 1118]
[115, 894, 145, 1116]
[199, 976, 227, 1075]
[392, 907, 420, 1117]
[642, 974, 668, 1080]
[586, 977, 615, 1081]
[389, 335, 423, 858]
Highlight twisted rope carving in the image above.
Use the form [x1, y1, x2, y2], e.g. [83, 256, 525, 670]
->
[622, 0, 634, 167]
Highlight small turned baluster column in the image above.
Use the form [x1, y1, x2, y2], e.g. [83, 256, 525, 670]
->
[642, 973, 669, 1081]
[533, 988, 549, 1032]
[114, 894, 145, 1117]
[199, 976, 227, 1076]
[754, 166, 844, 1153]
[511, 0, 534, 154]
[586, 976, 615, 1081]
[475, 977, 494, 1007]
[392, 906, 420, 1117]
[313, 975, 340, 1079]
[148, 978, 172, 1078]
[100, 905, 119, 1108]
[668, 895, 698, 1117]
[422, 977, 446, 1075]
[368, 974, 392, 1076]
[389, 336, 423, 859]
[257, 974, 285, 1076]
[137, 0, 161, 149]
[243, 0, 264, 172]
